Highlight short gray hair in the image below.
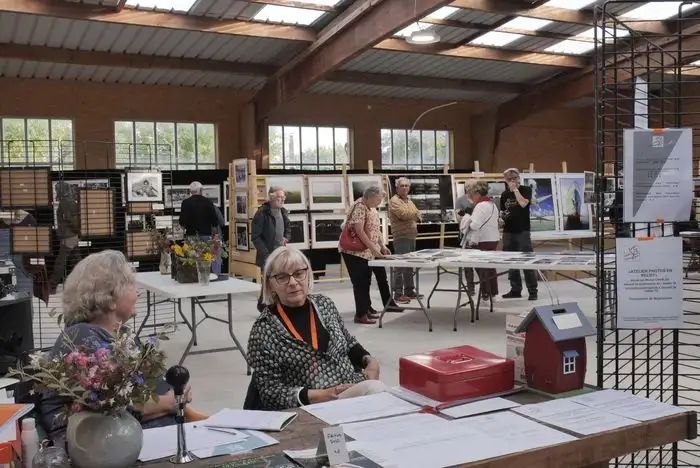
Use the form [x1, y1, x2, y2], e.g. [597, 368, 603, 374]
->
[261, 247, 313, 305]
[503, 168, 520, 178]
[467, 180, 489, 196]
[189, 181, 203, 194]
[268, 186, 284, 199]
[362, 185, 383, 199]
[62, 250, 135, 327]
[395, 177, 411, 188]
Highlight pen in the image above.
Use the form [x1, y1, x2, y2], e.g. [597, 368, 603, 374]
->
[192, 425, 239, 435]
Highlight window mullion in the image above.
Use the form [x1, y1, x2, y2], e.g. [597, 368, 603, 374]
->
[194, 123, 199, 169]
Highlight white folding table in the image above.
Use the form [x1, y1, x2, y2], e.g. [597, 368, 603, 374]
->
[133, 272, 260, 373]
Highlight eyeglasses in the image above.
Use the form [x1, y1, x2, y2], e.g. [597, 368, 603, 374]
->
[271, 268, 308, 285]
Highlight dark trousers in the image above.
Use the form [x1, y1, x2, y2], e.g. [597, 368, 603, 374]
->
[477, 241, 499, 297]
[342, 253, 392, 319]
[392, 237, 416, 294]
[502, 231, 538, 294]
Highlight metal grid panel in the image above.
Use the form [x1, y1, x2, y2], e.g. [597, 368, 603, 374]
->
[341, 49, 562, 84]
[308, 80, 516, 103]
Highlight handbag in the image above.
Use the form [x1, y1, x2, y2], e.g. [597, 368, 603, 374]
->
[467, 203, 497, 247]
[339, 204, 368, 251]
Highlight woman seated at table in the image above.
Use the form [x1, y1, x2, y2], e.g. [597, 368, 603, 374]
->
[39, 250, 195, 440]
[248, 246, 387, 410]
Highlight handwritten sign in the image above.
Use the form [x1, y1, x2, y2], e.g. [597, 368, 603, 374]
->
[316, 426, 349, 465]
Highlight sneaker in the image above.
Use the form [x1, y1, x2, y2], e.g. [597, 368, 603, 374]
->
[502, 291, 522, 299]
[528, 292, 538, 301]
[405, 291, 424, 299]
[394, 295, 411, 304]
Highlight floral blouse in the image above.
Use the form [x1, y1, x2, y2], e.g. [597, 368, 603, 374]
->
[248, 294, 367, 410]
[338, 199, 382, 261]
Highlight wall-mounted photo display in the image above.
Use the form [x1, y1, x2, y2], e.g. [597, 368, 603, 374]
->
[234, 192, 248, 220]
[164, 185, 190, 211]
[154, 215, 173, 230]
[555, 174, 593, 232]
[287, 213, 310, 250]
[233, 159, 248, 189]
[348, 175, 385, 208]
[267, 176, 306, 211]
[310, 213, 344, 249]
[519, 173, 560, 233]
[126, 214, 146, 232]
[387, 175, 455, 224]
[52, 178, 109, 203]
[223, 204, 230, 226]
[308, 176, 346, 211]
[223, 179, 230, 203]
[79, 188, 115, 237]
[126, 171, 163, 203]
[0, 168, 51, 208]
[583, 171, 595, 204]
[235, 222, 249, 251]
[201, 184, 221, 207]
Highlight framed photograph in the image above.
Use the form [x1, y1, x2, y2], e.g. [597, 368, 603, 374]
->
[223, 179, 230, 203]
[126, 214, 146, 232]
[348, 175, 385, 207]
[583, 171, 595, 204]
[223, 204, 230, 226]
[556, 174, 593, 231]
[235, 222, 249, 251]
[234, 192, 248, 220]
[287, 213, 310, 249]
[308, 176, 346, 210]
[201, 184, 221, 207]
[126, 171, 163, 203]
[233, 159, 248, 189]
[52, 178, 109, 202]
[310, 213, 344, 249]
[520, 173, 560, 233]
[164, 185, 189, 211]
[153, 215, 173, 230]
[387, 175, 454, 223]
[267, 176, 306, 211]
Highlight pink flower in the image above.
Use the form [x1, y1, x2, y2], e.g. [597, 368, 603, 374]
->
[71, 403, 81, 413]
[76, 355, 89, 367]
[80, 378, 92, 388]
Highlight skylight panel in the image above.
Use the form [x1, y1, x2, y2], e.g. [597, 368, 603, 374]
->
[545, 39, 595, 55]
[543, 0, 596, 10]
[578, 27, 630, 41]
[124, 0, 196, 12]
[470, 31, 524, 47]
[622, 1, 698, 20]
[254, 5, 325, 26]
[500, 17, 552, 31]
[428, 6, 459, 20]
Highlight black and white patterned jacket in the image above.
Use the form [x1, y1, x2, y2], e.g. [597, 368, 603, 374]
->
[248, 294, 367, 410]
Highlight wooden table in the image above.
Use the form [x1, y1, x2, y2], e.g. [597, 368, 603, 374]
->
[144, 391, 697, 468]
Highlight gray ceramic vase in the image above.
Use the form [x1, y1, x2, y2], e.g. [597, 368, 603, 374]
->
[66, 410, 143, 468]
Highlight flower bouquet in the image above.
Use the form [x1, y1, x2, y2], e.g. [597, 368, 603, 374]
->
[147, 227, 174, 274]
[171, 235, 228, 284]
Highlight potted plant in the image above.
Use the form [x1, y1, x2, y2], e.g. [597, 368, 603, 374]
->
[9, 327, 168, 468]
[171, 235, 228, 285]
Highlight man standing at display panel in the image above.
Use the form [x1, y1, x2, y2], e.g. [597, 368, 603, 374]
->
[500, 168, 538, 300]
[179, 181, 222, 272]
[388, 177, 421, 303]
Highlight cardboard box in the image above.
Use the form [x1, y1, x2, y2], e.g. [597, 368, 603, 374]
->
[506, 312, 529, 383]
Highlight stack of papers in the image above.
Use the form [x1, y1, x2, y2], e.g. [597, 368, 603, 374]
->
[204, 408, 297, 431]
[301, 392, 419, 425]
[190, 429, 278, 460]
[341, 413, 449, 446]
[569, 389, 687, 421]
[440, 397, 521, 419]
[139, 422, 250, 461]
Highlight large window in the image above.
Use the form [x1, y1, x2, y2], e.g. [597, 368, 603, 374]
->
[268, 125, 351, 170]
[381, 129, 451, 170]
[114, 121, 216, 170]
[0, 118, 74, 169]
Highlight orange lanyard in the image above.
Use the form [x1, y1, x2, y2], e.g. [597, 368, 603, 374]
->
[277, 303, 318, 350]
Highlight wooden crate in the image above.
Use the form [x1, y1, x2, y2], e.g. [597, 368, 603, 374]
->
[0, 169, 50, 207]
[126, 231, 154, 258]
[11, 226, 51, 254]
[79, 188, 114, 237]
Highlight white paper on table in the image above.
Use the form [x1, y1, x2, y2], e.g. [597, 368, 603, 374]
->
[569, 389, 687, 421]
[512, 399, 638, 435]
[204, 408, 297, 431]
[190, 430, 278, 459]
[302, 392, 419, 425]
[389, 385, 444, 408]
[139, 422, 249, 461]
[0, 378, 18, 390]
[341, 413, 449, 447]
[441, 397, 521, 419]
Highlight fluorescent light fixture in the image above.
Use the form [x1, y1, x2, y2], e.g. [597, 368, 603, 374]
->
[253, 5, 325, 25]
[543, 0, 596, 10]
[500, 16, 552, 31]
[395, 6, 458, 37]
[396, 22, 425, 38]
[470, 31, 523, 47]
[622, 1, 699, 20]
[545, 39, 595, 55]
[124, 0, 197, 12]
[406, 28, 441, 45]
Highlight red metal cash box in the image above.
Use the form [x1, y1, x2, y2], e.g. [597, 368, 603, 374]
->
[399, 345, 515, 402]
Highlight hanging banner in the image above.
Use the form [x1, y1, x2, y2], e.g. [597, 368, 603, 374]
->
[622, 128, 693, 223]
[615, 236, 683, 329]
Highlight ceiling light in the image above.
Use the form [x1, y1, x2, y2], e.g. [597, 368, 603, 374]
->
[406, 28, 440, 45]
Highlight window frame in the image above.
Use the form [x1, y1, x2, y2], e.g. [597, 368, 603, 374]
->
[563, 355, 576, 375]
[267, 125, 352, 171]
[380, 128, 452, 170]
[114, 120, 217, 170]
[0, 117, 75, 169]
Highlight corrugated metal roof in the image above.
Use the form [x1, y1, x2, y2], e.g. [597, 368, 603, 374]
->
[418, 25, 481, 45]
[341, 49, 562, 84]
[185, 0, 251, 19]
[0, 12, 304, 65]
[63, 0, 121, 7]
[449, 8, 508, 26]
[308, 80, 517, 103]
[0, 58, 267, 88]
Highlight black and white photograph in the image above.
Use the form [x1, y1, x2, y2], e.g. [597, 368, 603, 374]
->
[310, 213, 344, 248]
[348, 175, 385, 207]
[308, 176, 346, 210]
[52, 178, 109, 202]
[154, 215, 173, 230]
[126, 171, 163, 203]
[233, 158, 248, 189]
[388, 175, 454, 223]
[223, 204, 230, 226]
[267, 176, 306, 211]
[125, 214, 145, 231]
[234, 192, 248, 220]
[287, 213, 310, 249]
[164, 185, 190, 211]
[235, 222, 249, 251]
[201, 184, 221, 207]
[223, 179, 230, 203]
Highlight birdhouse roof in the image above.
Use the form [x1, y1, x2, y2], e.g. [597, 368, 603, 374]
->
[514, 302, 595, 342]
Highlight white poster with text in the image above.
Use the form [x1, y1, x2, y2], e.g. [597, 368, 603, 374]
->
[616, 237, 683, 329]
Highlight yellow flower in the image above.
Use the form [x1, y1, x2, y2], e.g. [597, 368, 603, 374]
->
[202, 252, 214, 262]
[182, 244, 190, 252]
[172, 245, 184, 257]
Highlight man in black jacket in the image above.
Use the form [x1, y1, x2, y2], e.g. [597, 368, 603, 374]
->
[251, 186, 291, 311]
[179, 181, 220, 238]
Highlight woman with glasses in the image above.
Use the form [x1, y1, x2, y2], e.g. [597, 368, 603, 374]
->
[247, 246, 387, 410]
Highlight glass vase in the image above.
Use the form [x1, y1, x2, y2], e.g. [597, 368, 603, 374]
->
[159, 251, 171, 275]
[196, 259, 212, 286]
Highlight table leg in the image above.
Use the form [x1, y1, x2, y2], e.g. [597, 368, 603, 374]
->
[136, 290, 152, 337]
[453, 268, 463, 332]
[414, 269, 432, 332]
[426, 267, 442, 309]
[225, 294, 250, 375]
[191, 297, 197, 346]
[379, 267, 393, 329]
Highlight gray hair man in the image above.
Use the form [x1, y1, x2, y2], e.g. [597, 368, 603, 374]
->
[500, 168, 537, 300]
[251, 185, 291, 312]
[387, 177, 421, 303]
[178, 180, 224, 272]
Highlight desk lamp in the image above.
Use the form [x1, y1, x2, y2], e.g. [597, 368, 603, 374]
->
[165, 365, 195, 464]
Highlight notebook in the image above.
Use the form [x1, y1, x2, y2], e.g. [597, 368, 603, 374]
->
[204, 409, 298, 432]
